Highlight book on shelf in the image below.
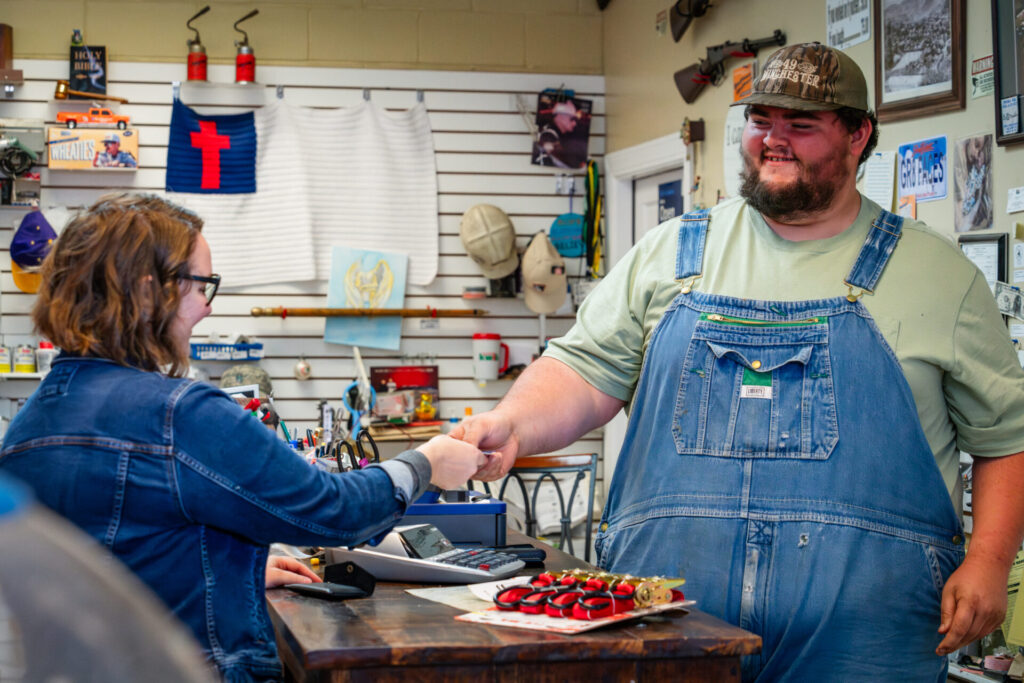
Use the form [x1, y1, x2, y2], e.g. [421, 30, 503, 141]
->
[69, 45, 107, 98]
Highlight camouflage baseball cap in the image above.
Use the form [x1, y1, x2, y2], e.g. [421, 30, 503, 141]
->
[732, 42, 869, 112]
[220, 364, 273, 397]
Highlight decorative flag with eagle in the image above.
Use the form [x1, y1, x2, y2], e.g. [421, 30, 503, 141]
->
[325, 246, 408, 351]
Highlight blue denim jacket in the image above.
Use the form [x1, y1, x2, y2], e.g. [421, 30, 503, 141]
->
[0, 356, 428, 681]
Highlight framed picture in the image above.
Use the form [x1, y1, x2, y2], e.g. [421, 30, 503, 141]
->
[222, 384, 260, 408]
[958, 232, 1007, 291]
[873, 0, 965, 122]
[990, 0, 1024, 145]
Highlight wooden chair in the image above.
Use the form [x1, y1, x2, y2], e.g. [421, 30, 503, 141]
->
[472, 453, 598, 563]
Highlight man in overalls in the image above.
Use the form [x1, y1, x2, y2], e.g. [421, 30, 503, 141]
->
[455, 43, 1024, 680]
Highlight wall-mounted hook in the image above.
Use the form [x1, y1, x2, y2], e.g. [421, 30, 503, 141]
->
[416, 90, 424, 103]
[172, 80, 180, 100]
[363, 88, 371, 101]
[276, 85, 284, 99]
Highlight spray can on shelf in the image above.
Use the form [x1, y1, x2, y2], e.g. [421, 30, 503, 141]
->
[233, 9, 259, 84]
[185, 6, 211, 82]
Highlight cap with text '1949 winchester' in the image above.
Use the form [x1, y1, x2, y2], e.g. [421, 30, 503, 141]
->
[732, 41, 869, 113]
[522, 231, 567, 315]
[10, 211, 57, 294]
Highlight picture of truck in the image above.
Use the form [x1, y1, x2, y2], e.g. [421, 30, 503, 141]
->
[56, 107, 130, 130]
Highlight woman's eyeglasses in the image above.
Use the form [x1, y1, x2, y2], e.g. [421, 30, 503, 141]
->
[181, 273, 221, 305]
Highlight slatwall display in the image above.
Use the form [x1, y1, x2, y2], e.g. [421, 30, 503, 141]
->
[0, 60, 606, 487]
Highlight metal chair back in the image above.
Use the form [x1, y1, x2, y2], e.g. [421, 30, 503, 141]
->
[472, 452, 598, 563]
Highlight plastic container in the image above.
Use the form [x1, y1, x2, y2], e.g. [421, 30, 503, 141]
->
[13, 345, 35, 373]
[0, 346, 10, 373]
[35, 341, 57, 374]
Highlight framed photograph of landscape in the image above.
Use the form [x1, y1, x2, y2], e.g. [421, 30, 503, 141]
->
[874, 0, 965, 122]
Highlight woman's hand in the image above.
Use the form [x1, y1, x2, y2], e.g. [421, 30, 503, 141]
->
[265, 555, 322, 588]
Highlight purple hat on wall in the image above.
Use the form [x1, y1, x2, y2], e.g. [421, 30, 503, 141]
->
[10, 211, 57, 293]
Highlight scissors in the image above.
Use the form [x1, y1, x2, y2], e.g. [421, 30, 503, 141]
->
[336, 429, 380, 471]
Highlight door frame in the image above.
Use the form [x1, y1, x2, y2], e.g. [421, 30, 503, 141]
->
[599, 132, 692, 501]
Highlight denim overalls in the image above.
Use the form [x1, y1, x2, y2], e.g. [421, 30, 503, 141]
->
[595, 209, 965, 681]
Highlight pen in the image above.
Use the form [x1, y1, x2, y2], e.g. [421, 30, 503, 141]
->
[280, 420, 292, 442]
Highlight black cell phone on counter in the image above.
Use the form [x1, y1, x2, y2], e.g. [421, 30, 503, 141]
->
[284, 582, 369, 600]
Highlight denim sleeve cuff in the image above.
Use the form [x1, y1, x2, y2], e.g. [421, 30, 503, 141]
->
[373, 450, 432, 504]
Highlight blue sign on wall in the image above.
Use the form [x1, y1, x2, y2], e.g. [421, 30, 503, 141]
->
[897, 135, 947, 203]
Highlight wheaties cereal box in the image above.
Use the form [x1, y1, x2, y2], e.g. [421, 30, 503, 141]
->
[47, 127, 139, 171]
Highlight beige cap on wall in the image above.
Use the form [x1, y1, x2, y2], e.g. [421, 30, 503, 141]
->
[459, 204, 519, 279]
[522, 232, 567, 314]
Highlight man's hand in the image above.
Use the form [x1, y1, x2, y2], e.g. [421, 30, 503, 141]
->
[448, 412, 519, 481]
[265, 556, 322, 588]
[417, 434, 488, 490]
[936, 554, 1009, 655]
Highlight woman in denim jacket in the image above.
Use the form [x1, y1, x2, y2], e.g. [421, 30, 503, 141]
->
[0, 195, 486, 682]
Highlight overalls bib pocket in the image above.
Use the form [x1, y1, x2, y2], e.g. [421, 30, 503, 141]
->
[672, 313, 838, 459]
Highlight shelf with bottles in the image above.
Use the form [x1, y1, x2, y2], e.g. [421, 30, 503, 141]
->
[189, 342, 264, 362]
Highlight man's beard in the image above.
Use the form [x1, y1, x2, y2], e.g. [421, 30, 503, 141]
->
[739, 151, 848, 222]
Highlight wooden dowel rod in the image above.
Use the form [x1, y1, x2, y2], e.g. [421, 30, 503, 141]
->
[250, 306, 487, 318]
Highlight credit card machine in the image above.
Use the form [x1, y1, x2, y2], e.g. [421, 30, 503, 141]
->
[327, 523, 525, 584]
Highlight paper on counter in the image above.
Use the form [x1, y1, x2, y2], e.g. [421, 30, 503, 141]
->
[406, 576, 529, 613]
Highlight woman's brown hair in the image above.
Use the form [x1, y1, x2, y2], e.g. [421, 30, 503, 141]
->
[32, 194, 204, 377]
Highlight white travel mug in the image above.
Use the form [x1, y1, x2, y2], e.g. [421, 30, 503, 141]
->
[472, 333, 509, 384]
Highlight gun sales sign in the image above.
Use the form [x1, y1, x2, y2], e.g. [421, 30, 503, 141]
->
[897, 136, 947, 203]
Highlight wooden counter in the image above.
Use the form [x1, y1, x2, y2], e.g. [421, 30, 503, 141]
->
[267, 533, 761, 682]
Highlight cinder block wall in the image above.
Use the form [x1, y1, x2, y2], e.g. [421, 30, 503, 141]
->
[0, 0, 603, 74]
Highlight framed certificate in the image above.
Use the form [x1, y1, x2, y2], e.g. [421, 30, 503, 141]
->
[958, 232, 1007, 290]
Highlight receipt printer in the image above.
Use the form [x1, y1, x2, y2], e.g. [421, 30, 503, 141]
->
[400, 490, 507, 546]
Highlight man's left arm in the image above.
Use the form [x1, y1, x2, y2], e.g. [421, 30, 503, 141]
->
[936, 450, 1024, 655]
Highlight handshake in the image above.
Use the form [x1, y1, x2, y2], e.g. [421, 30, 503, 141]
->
[416, 411, 517, 489]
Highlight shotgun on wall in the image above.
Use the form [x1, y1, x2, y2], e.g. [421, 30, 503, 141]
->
[251, 306, 487, 319]
[673, 30, 786, 104]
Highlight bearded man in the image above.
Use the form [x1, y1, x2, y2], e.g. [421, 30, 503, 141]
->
[452, 42, 1024, 681]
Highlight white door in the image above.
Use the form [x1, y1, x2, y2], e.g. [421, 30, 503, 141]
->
[632, 167, 684, 244]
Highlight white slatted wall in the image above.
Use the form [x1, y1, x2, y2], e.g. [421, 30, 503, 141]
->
[0, 59, 606, 492]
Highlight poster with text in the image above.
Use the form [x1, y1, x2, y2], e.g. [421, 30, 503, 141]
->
[897, 135, 947, 203]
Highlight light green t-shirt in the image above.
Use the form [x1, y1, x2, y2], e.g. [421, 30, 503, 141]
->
[546, 195, 1024, 495]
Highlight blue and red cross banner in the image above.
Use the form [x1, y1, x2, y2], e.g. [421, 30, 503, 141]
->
[166, 99, 256, 194]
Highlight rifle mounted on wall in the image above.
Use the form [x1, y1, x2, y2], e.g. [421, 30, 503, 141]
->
[673, 30, 786, 104]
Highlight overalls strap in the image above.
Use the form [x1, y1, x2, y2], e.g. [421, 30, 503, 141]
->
[674, 209, 711, 280]
[844, 209, 904, 293]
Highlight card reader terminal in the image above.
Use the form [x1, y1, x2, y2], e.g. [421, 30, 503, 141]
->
[327, 523, 525, 583]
